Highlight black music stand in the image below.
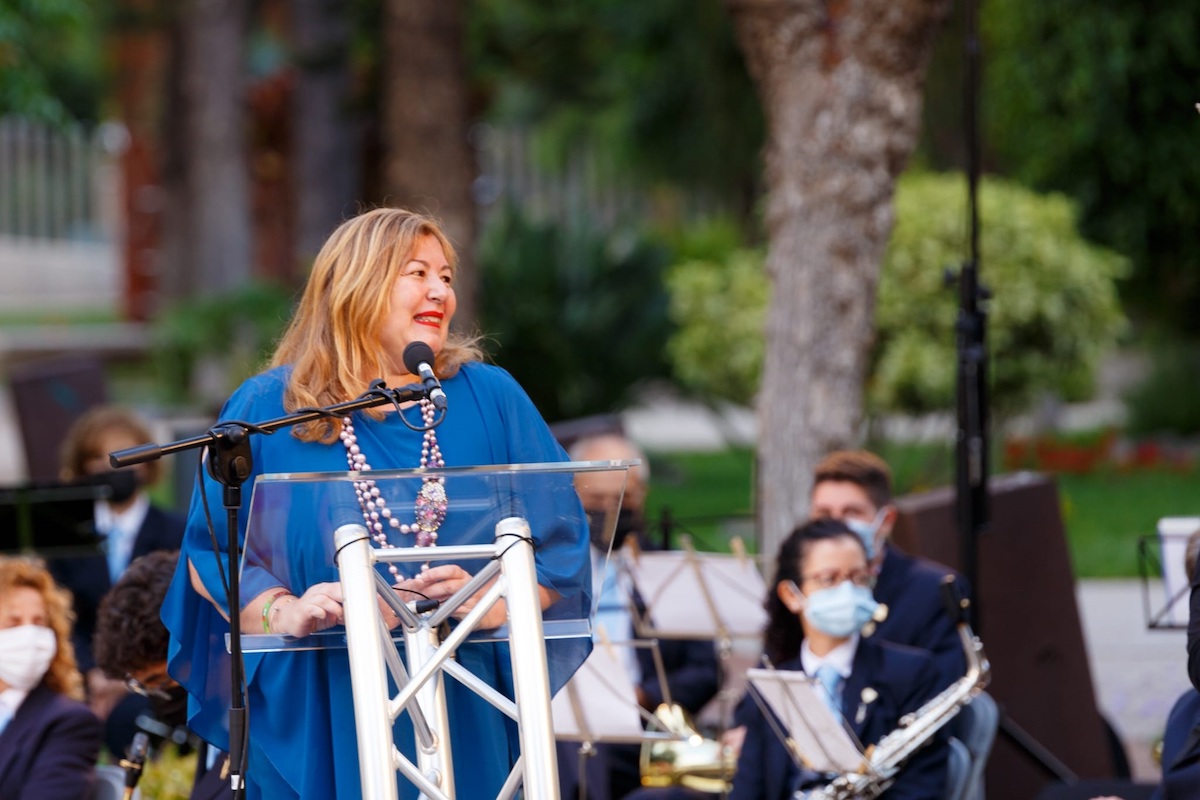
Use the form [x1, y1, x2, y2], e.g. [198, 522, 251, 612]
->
[0, 481, 105, 556]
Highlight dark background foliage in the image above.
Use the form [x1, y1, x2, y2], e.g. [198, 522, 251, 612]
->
[477, 205, 675, 422]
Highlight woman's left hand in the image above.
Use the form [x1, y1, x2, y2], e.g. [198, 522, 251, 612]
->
[395, 565, 507, 630]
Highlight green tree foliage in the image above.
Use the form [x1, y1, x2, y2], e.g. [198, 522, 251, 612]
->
[467, 0, 763, 205]
[152, 281, 297, 407]
[476, 205, 674, 422]
[1124, 339, 1200, 436]
[982, 2, 1200, 331]
[666, 174, 1128, 416]
[665, 236, 767, 407]
[0, 0, 104, 123]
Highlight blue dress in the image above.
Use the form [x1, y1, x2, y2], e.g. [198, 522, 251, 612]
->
[162, 362, 593, 799]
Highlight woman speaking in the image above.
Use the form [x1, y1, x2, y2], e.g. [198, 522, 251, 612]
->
[162, 208, 591, 799]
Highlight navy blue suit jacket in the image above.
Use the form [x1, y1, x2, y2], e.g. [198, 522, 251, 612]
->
[730, 637, 948, 800]
[0, 682, 102, 800]
[1153, 688, 1200, 800]
[48, 503, 185, 672]
[873, 545, 969, 691]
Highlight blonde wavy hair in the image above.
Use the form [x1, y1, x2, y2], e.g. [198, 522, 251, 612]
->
[271, 208, 483, 443]
[0, 556, 85, 700]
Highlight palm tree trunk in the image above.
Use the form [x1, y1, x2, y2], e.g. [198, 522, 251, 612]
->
[381, 0, 478, 326]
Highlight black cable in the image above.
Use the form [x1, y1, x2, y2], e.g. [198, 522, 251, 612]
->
[493, 532, 537, 560]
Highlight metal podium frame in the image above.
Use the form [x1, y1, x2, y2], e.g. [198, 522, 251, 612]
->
[335, 517, 557, 800]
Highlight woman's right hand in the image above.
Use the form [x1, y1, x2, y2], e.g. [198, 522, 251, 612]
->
[271, 582, 345, 637]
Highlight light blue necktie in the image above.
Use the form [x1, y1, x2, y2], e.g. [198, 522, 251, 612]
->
[0, 703, 13, 736]
[814, 664, 843, 719]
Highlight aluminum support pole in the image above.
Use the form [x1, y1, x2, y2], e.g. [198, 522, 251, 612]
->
[495, 516, 560, 798]
[335, 523, 400, 800]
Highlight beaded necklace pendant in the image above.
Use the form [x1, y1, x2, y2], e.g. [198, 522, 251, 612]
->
[339, 398, 446, 577]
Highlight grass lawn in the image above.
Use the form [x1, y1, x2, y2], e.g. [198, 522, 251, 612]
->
[643, 444, 1199, 578]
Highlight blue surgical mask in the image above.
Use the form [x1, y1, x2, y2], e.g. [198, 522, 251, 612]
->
[843, 510, 885, 560]
[803, 581, 879, 638]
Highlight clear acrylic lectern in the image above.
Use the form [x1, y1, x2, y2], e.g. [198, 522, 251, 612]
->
[236, 459, 634, 800]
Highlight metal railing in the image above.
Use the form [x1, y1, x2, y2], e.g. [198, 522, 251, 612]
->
[0, 115, 123, 243]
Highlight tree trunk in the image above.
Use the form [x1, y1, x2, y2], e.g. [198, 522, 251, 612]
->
[290, 0, 359, 270]
[381, 0, 478, 327]
[725, 0, 951, 559]
[174, 0, 252, 297]
[111, 0, 169, 321]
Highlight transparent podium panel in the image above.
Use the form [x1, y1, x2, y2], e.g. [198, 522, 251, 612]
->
[237, 459, 634, 653]
[235, 459, 637, 799]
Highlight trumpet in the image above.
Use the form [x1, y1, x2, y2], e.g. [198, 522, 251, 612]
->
[640, 703, 737, 793]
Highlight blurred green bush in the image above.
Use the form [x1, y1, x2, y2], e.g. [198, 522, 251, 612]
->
[1124, 340, 1200, 436]
[665, 173, 1129, 418]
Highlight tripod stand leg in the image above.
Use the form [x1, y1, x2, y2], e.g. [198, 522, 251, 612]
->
[998, 710, 1079, 783]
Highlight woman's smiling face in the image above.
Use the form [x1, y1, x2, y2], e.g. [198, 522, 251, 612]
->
[380, 234, 457, 382]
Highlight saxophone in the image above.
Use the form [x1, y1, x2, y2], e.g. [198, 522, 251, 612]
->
[804, 576, 991, 800]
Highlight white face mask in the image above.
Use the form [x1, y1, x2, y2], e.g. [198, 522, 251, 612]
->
[844, 508, 887, 560]
[0, 624, 57, 692]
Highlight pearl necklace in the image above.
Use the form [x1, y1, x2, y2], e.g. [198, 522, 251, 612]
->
[339, 398, 447, 577]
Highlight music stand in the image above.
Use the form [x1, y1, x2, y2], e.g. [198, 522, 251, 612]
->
[0, 481, 104, 556]
[624, 536, 767, 725]
[552, 634, 678, 800]
[1137, 518, 1200, 630]
[745, 667, 868, 776]
[626, 536, 767, 641]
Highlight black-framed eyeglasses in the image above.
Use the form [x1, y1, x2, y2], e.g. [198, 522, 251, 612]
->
[124, 672, 173, 700]
[800, 569, 876, 591]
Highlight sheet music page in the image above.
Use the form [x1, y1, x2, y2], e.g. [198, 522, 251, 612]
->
[628, 551, 768, 638]
[746, 668, 865, 773]
[552, 641, 647, 741]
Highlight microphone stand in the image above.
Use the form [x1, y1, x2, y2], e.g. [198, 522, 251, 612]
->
[119, 731, 150, 800]
[109, 381, 434, 797]
[950, 0, 989, 630]
[949, 0, 1082, 787]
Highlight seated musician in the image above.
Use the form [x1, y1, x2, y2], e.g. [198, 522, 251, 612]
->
[557, 433, 721, 800]
[809, 450, 969, 691]
[629, 518, 948, 800]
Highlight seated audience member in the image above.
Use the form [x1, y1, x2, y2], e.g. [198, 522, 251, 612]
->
[50, 405, 187, 755]
[93, 550, 231, 800]
[1063, 528, 1200, 800]
[0, 555, 102, 799]
[809, 450, 969, 689]
[1150, 526, 1200, 800]
[1153, 687, 1200, 800]
[557, 432, 721, 800]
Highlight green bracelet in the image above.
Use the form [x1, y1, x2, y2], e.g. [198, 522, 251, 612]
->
[262, 589, 291, 634]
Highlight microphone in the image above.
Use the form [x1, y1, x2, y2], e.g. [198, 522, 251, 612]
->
[402, 341, 448, 411]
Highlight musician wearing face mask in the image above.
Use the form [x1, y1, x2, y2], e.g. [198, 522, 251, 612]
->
[557, 432, 721, 800]
[93, 550, 232, 800]
[810, 450, 969, 691]
[730, 518, 948, 800]
[49, 405, 187, 759]
[0, 555, 102, 799]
